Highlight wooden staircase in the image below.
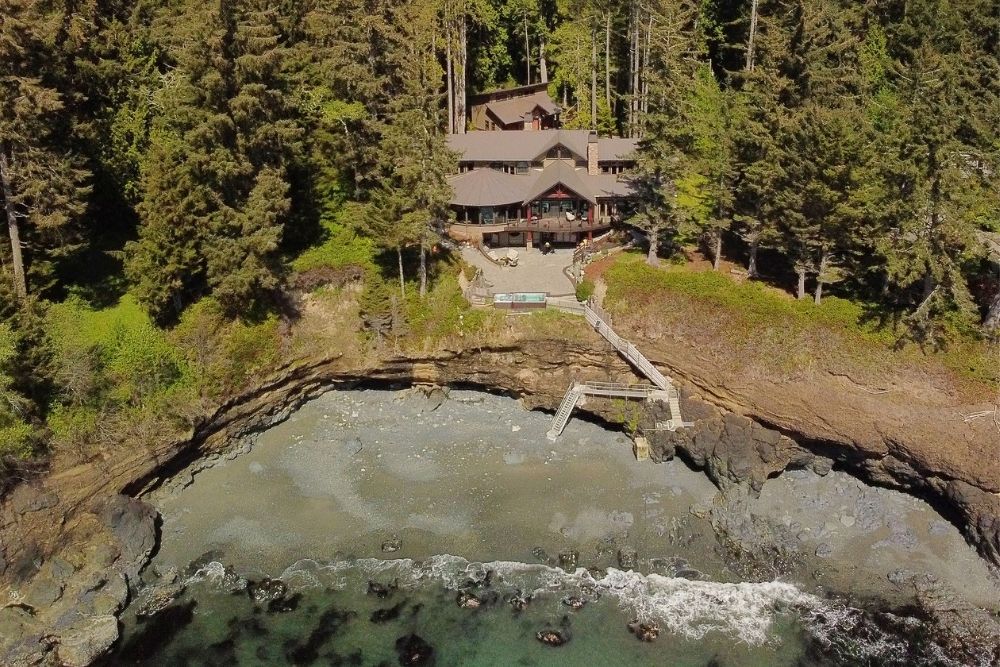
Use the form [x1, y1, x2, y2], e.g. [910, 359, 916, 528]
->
[546, 301, 691, 440]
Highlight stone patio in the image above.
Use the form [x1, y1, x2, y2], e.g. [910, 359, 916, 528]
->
[460, 246, 576, 297]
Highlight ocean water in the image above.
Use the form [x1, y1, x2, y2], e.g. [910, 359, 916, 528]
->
[106, 554, 936, 666]
[103, 389, 997, 665]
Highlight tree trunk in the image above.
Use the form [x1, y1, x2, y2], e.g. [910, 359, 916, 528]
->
[796, 267, 807, 300]
[446, 15, 454, 134]
[629, 4, 639, 137]
[397, 245, 405, 298]
[814, 250, 828, 305]
[0, 146, 27, 300]
[591, 27, 598, 128]
[646, 228, 659, 267]
[922, 269, 936, 302]
[539, 38, 548, 83]
[747, 235, 759, 278]
[455, 15, 467, 134]
[604, 11, 611, 112]
[712, 231, 722, 271]
[640, 13, 652, 134]
[419, 243, 427, 298]
[524, 14, 531, 84]
[746, 0, 759, 72]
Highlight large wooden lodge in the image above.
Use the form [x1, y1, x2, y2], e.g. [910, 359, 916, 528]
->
[447, 85, 637, 249]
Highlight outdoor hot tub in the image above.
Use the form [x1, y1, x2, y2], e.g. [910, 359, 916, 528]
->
[493, 292, 548, 310]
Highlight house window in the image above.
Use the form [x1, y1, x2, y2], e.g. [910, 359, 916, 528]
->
[547, 145, 570, 160]
[515, 162, 529, 175]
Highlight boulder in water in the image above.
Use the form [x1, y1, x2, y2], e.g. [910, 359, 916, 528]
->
[536, 629, 569, 646]
[531, 546, 550, 563]
[382, 537, 402, 553]
[557, 550, 578, 570]
[367, 580, 398, 599]
[561, 596, 587, 611]
[628, 620, 660, 642]
[395, 633, 434, 665]
[508, 592, 531, 612]
[248, 578, 288, 606]
[456, 591, 481, 609]
[135, 580, 186, 620]
[617, 547, 638, 570]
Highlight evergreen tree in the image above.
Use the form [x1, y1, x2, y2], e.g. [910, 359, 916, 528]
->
[126, 0, 303, 320]
[0, 0, 90, 300]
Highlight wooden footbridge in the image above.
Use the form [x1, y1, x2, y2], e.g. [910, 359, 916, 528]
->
[547, 301, 690, 441]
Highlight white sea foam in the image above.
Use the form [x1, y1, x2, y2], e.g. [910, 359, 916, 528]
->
[277, 554, 823, 646]
[186, 560, 247, 592]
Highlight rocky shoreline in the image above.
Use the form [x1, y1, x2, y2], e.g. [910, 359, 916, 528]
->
[1, 338, 999, 664]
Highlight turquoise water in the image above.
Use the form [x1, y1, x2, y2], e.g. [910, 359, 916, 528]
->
[104, 555, 944, 666]
[109, 557, 816, 665]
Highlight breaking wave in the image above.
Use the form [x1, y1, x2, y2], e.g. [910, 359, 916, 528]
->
[278, 553, 819, 646]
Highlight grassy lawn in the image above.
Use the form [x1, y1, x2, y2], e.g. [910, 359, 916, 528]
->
[601, 252, 998, 392]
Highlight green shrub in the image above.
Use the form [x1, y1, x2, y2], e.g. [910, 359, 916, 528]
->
[575, 278, 596, 303]
[171, 298, 281, 396]
[45, 295, 190, 409]
[291, 206, 376, 275]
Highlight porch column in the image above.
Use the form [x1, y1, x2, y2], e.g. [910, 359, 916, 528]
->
[526, 231, 533, 249]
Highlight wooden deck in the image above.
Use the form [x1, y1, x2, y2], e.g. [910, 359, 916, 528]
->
[449, 216, 612, 240]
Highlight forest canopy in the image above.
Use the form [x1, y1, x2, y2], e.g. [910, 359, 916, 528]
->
[0, 0, 997, 478]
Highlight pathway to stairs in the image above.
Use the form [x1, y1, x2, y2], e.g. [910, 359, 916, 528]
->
[546, 301, 691, 441]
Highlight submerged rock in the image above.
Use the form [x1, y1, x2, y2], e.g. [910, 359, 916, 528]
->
[617, 547, 638, 570]
[371, 601, 405, 624]
[268, 593, 301, 614]
[382, 537, 402, 553]
[628, 620, 660, 642]
[367, 580, 398, 599]
[395, 633, 434, 665]
[536, 629, 569, 646]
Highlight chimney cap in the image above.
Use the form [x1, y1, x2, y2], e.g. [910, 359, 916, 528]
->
[588, 130, 598, 143]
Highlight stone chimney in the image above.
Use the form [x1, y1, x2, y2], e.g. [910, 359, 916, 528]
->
[523, 111, 534, 131]
[587, 131, 599, 175]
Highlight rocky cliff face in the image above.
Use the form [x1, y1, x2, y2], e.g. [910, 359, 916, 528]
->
[0, 335, 998, 664]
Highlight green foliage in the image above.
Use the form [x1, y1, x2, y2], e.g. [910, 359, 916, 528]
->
[0, 323, 33, 460]
[45, 296, 190, 410]
[170, 298, 280, 398]
[291, 209, 377, 275]
[604, 253, 997, 383]
[575, 278, 595, 302]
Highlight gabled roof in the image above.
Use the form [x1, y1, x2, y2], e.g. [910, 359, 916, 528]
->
[447, 130, 638, 164]
[448, 162, 637, 208]
[447, 168, 529, 207]
[522, 161, 597, 204]
[485, 91, 561, 126]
